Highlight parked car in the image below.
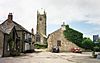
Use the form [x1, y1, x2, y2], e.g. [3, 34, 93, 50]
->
[52, 46, 59, 53]
[71, 47, 82, 53]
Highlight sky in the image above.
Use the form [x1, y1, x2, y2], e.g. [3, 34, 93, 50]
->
[0, 0, 100, 40]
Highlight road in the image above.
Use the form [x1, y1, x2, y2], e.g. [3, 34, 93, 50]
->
[0, 49, 100, 63]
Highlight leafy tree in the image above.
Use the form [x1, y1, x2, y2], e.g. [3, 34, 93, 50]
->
[82, 37, 94, 50]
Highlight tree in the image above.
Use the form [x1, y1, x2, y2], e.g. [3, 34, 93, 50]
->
[82, 37, 94, 50]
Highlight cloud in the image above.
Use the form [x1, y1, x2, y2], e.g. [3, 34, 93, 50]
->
[0, 0, 100, 35]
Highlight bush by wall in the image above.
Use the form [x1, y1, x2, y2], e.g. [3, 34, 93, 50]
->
[34, 43, 47, 49]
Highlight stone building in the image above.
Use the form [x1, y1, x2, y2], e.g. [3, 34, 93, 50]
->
[0, 26, 4, 55]
[25, 28, 35, 52]
[0, 25, 20, 57]
[47, 22, 81, 52]
[0, 13, 20, 56]
[0, 13, 34, 56]
[35, 9, 47, 44]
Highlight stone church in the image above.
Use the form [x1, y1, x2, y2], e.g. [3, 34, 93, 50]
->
[47, 22, 82, 52]
[34, 9, 82, 52]
[35, 9, 47, 45]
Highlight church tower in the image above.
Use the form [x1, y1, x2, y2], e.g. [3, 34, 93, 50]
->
[36, 9, 47, 44]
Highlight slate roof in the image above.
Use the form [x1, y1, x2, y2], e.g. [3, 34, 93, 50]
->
[13, 21, 31, 33]
[0, 24, 5, 33]
[0, 20, 14, 34]
[0, 19, 31, 34]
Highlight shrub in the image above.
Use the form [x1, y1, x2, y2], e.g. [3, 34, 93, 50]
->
[82, 37, 94, 50]
[34, 43, 47, 49]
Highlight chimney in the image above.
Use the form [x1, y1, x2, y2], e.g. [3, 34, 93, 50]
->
[8, 13, 13, 22]
[31, 28, 34, 34]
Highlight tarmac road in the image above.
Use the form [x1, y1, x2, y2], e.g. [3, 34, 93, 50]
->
[0, 49, 100, 63]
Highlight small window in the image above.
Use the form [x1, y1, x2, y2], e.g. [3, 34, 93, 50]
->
[57, 40, 61, 46]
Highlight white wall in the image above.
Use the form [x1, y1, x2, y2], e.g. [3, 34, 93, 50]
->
[25, 43, 30, 51]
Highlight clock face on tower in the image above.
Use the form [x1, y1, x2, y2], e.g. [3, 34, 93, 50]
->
[39, 16, 42, 21]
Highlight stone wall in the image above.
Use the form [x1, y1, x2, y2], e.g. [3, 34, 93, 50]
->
[31, 34, 35, 50]
[0, 31, 3, 55]
[17, 31, 23, 52]
[48, 28, 79, 52]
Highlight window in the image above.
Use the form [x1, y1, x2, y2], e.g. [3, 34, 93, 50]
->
[13, 30, 15, 40]
[7, 43, 10, 51]
[57, 40, 61, 46]
[36, 34, 41, 42]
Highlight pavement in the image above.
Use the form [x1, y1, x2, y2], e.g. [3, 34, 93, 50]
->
[0, 49, 100, 63]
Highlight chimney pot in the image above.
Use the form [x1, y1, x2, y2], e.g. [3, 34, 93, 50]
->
[8, 13, 13, 22]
